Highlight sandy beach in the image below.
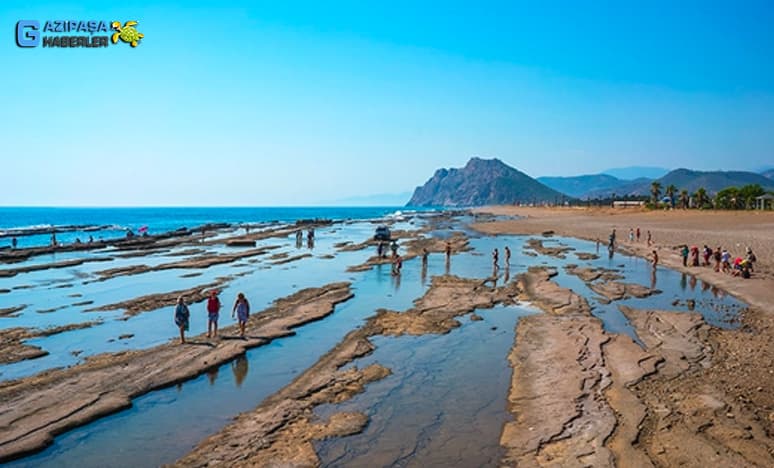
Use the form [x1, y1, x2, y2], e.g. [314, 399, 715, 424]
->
[474, 206, 774, 309]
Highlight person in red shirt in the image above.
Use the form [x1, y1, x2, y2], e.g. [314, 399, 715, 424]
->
[206, 290, 221, 338]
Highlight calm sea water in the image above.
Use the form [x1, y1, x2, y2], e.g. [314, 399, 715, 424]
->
[0, 207, 427, 248]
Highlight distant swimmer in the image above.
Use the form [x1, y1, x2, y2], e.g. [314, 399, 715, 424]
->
[232, 293, 250, 338]
[11, 237, 17, 249]
[174, 296, 190, 344]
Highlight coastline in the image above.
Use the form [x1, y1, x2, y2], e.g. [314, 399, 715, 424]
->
[1, 207, 772, 466]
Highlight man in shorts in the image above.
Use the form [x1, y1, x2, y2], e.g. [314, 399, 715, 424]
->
[206, 290, 221, 338]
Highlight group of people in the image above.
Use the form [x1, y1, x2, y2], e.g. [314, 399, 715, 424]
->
[295, 228, 315, 248]
[173, 290, 251, 344]
[679, 244, 757, 278]
[491, 246, 511, 269]
[384, 239, 460, 277]
[605, 227, 653, 252]
[606, 227, 759, 279]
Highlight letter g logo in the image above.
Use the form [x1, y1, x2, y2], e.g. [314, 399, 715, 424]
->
[16, 20, 40, 47]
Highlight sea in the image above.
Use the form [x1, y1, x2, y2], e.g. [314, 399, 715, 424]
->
[0, 207, 427, 249]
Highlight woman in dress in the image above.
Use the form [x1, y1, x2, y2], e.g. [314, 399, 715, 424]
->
[232, 293, 251, 338]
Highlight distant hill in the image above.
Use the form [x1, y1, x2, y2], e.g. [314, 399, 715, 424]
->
[407, 158, 567, 206]
[537, 174, 631, 198]
[587, 168, 774, 198]
[602, 166, 669, 180]
[762, 169, 774, 180]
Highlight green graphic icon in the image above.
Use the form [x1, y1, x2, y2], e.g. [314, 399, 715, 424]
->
[111, 21, 144, 47]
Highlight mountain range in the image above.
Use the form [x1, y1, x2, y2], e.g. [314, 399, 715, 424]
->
[407, 158, 774, 207]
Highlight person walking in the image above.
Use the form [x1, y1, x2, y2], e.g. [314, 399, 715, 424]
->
[174, 296, 190, 344]
[392, 254, 403, 276]
[492, 248, 499, 269]
[232, 293, 250, 338]
[746, 247, 757, 272]
[636, 227, 641, 242]
[646, 230, 652, 246]
[504, 246, 511, 266]
[206, 290, 221, 338]
[681, 245, 689, 267]
[713, 247, 722, 272]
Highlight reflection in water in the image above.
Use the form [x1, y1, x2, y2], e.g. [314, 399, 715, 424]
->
[445, 258, 450, 275]
[420, 263, 427, 286]
[650, 267, 657, 290]
[231, 355, 249, 387]
[680, 273, 687, 291]
[207, 367, 218, 385]
[504, 266, 510, 284]
[689, 275, 697, 291]
[392, 272, 401, 292]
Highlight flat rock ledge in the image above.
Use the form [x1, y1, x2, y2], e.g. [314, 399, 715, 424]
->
[0, 282, 354, 463]
[500, 268, 774, 467]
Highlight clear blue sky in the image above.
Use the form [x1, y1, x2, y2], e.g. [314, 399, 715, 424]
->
[2, 1, 773, 206]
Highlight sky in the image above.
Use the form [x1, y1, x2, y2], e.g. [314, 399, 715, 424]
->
[1, 1, 773, 206]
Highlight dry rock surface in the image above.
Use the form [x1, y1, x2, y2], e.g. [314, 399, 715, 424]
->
[499, 263, 774, 467]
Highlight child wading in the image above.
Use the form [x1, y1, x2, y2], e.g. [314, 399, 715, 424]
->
[174, 296, 190, 344]
[206, 290, 221, 338]
[232, 293, 250, 338]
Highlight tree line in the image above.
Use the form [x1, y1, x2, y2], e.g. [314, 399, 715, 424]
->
[648, 181, 771, 210]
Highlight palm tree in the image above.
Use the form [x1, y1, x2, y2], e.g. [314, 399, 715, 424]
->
[679, 189, 689, 209]
[695, 187, 708, 209]
[665, 184, 677, 208]
[650, 181, 662, 205]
